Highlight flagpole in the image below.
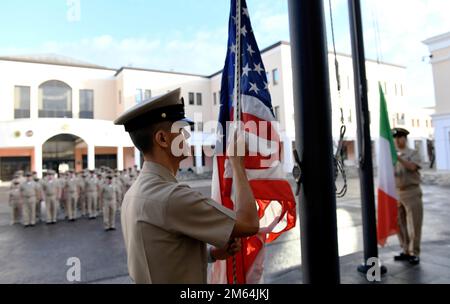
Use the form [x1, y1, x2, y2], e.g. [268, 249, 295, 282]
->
[288, 0, 340, 283]
[233, 0, 242, 126]
[348, 0, 387, 275]
[232, 0, 242, 285]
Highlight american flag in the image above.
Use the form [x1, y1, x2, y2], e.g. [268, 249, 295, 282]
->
[209, 0, 297, 284]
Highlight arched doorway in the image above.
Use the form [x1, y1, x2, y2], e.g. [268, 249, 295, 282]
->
[42, 134, 86, 173]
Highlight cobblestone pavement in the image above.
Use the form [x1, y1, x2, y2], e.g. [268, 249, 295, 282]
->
[0, 178, 449, 284]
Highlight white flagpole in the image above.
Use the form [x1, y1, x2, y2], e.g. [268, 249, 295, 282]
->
[233, 0, 242, 127]
[231, 0, 242, 285]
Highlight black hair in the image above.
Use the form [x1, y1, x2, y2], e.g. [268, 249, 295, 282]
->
[128, 121, 172, 154]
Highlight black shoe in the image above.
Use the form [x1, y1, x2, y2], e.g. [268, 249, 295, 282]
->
[394, 252, 411, 261]
[409, 256, 420, 265]
[46, 222, 52, 225]
[24, 224, 30, 228]
[110, 227, 116, 231]
[30, 224, 35, 227]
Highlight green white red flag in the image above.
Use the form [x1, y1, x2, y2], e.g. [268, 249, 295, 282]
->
[377, 82, 399, 246]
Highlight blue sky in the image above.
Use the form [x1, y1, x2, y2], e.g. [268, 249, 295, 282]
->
[1, 0, 449, 107]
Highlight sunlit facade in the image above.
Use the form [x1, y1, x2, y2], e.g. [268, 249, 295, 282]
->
[0, 42, 434, 181]
[424, 32, 450, 171]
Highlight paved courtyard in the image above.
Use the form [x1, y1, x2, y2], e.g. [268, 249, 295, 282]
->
[0, 177, 449, 284]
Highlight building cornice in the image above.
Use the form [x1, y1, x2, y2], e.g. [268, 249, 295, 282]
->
[423, 32, 450, 52]
[114, 66, 209, 78]
[0, 57, 116, 71]
[1, 40, 406, 79]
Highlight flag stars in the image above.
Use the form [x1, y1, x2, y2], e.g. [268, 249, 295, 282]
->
[249, 82, 260, 94]
[243, 7, 249, 17]
[230, 43, 236, 54]
[253, 62, 264, 75]
[247, 44, 255, 56]
[264, 82, 269, 90]
[241, 25, 248, 37]
[242, 63, 251, 77]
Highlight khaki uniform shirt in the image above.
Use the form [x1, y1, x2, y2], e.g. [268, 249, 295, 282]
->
[9, 185, 21, 206]
[121, 161, 236, 284]
[395, 147, 421, 191]
[64, 177, 78, 198]
[20, 181, 37, 199]
[42, 179, 59, 197]
[85, 176, 98, 194]
[101, 183, 118, 204]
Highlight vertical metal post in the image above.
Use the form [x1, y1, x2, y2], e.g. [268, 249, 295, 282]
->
[348, 0, 386, 274]
[288, 0, 340, 284]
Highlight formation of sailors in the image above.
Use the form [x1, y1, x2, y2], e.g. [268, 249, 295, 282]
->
[8, 166, 138, 231]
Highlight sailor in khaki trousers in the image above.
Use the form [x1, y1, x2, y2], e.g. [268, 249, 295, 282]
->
[33, 172, 44, 223]
[42, 170, 60, 224]
[86, 170, 99, 219]
[77, 172, 88, 217]
[9, 177, 22, 225]
[64, 171, 79, 221]
[19, 172, 38, 227]
[57, 172, 68, 219]
[114, 172, 124, 210]
[100, 175, 119, 231]
[392, 128, 423, 265]
[96, 173, 104, 214]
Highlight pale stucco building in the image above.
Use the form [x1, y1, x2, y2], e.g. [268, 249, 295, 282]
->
[424, 32, 450, 171]
[0, 41, 434, 181]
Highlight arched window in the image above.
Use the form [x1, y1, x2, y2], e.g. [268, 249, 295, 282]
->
[38, 80, 72, 118]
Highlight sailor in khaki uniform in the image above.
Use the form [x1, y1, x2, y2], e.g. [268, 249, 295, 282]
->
[20, 172, 39, 227]
[86, 170, 99, 219]
[42, 170, 60, 224]
[392, 128, 423, 265]
[32, 171, 44, 223]
[77, 172, 87, 217]
[96, 173, 104, 214]
[57, 172, 68, 219]
[9, 176, 22, 225]
[100, 175, 119, 231]
[115, 88, 259, 284]
[114, 171, 124, 209]
[64, 171, 79, 221]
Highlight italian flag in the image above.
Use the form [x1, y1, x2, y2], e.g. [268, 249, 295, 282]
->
[377, 83, 399, 246]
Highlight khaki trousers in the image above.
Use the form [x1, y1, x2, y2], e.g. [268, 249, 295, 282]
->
[66, 195, 77, 220]
[46, 195, 59, 223]
[23, 197, 36, 226]
[397, 186, 423, 256]
[79, 194, 87, 216]
[87, 193, 98, 217]
[103, 200, 116, 229]
[35, 200, 41, 222]
[10, 201, 22, 225]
